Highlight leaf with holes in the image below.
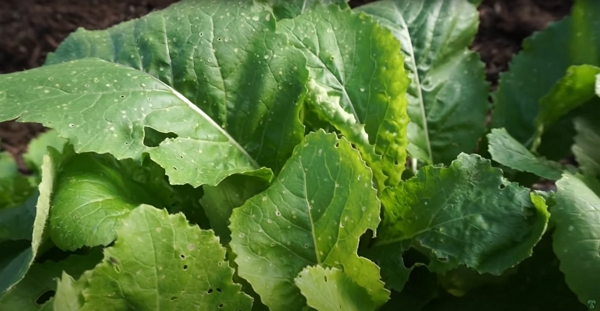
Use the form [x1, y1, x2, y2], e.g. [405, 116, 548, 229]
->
[230, 131, 389, 311]
[377, 154, 550, 275]
[0, 58, 272, 187]
[53, 204, 253, 311]
[46, 0, 309, 175]
[356, 0, 488, 165]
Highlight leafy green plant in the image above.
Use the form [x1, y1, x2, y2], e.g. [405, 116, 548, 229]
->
[0, 0, 598, 310]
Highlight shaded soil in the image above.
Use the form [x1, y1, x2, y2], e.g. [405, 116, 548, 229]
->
[0, 0, 573, 171]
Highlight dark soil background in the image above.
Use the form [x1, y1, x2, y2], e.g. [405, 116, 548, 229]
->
[0, 0, 573, 171]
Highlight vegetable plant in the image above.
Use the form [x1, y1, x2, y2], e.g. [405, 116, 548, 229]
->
[0, 0, 598, 310]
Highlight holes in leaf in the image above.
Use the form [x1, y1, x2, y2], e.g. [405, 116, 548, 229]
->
[218, 303, 224, 308]
[180, 254, 186, 260]
[216, 288, 222, 293]
[499, 184, 506, 190]
[171, 297, 178, 301]
[394, 160, 399, 166]
[334, 142, 339, 148]
[183, 265, 188, 270]
[143, 126, 178, 147]
[35, 290, 55, 305]
[323, 276, 328, 283]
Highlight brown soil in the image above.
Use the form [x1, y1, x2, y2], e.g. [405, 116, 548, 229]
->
[0, 0, 573, 171]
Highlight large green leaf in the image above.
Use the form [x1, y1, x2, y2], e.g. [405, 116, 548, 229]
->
[230, 131, 389, 311]
[279, 4, 409, 188]
[0, 58, 272, 187]
[492, 0, 600, 155]
[377, 154, 550, 275]
[573, 115, 600, 177]
[295, 266, 378, 311]
[46, 0, 308, 174]
[356, 0, 488, 165]
[0, 250, 102, 311]
[552, 173, 600, 308]
[487, 128, 564, 181]
[531, 65, 600, 150]
[53, 205, 253, 311]
[0, 149, 55, 295]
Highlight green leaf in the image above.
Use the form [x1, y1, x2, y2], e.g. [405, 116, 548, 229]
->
[295, 266, 378, 311]
[230, 131, 389, 310]
[492, 0, 600, 154]
[487, 128, 564, 180]
[531, 65, 600, 150]
[378, 154, 550, 275]
[551, 173, 600, 308]
[0, 194, 37, 244]
[573, 116, 600, 177]
[53, 205, 253, 311]
[46, 0, 309, 175]
[23, 130, 67, 176]
[0, 250, 102, 310]
[279, 4, 410, 188]
[0, 151, 36, 209]
[356, 0, 488, 165]
[0, 58, 272, 187]
[0, 149, 55, 295]
[48, 148, 178, 251]
[200, 174, 269, 244]
[255, 0, 349, 19]
[361, 240, 412, 292]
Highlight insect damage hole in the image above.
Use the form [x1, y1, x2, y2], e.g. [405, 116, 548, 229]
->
[35, 290, 56, 305]
[143, 126, 178, 147]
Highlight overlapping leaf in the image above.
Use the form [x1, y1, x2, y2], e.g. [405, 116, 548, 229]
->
[295, 266, 378, 311]
[230, 131, 388, 311]
[551, 174, 600, 308]
[279, 4, 409, 188]
[53, 205, 252, 311]
[0, 150, 36, 209]
[255, 0, 349, 19]
[46, 0, 309, 174]
[377, 154, 550, 274]
[573, 116, 600, 177]
[0, 59, 271, 187]
[0, 150, 55, 296]
[488, 128, 564, 180]
[357, 0, 488, 165]
[0, 250, 102, 310]
[492, 0, 600, 157]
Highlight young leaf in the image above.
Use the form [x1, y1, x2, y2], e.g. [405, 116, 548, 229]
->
[0, 58, 271, 187]
[200, 174, 269, 243]
[0, 149, 56, 295]
[48, 150, 175, 251]
[230, 131, 389, 311]
[356, 0, 488, 165]
[279, 4, 410, 188]
[295, 266, 378, 311]
[492, 0, 600, 154]
[531, 65, 600, 150]
[551, 173, 600, 308]
[573, 116, 600, 177]
[255, 0, 349, 19]
[378, 154, 550, 275]
[0, 250, 102, 310]
[53, 205, 253, 311]
[22, 130, 66, 176]
[46, 0, 309, 174]
[487, 128, 564, 181]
